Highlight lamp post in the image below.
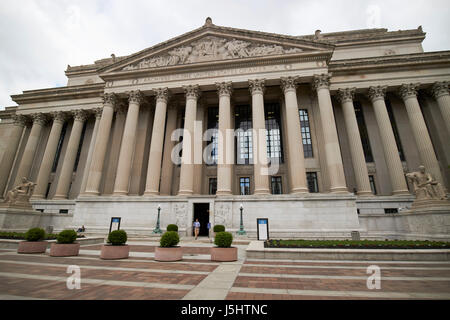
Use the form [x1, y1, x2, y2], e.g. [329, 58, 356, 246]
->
[153, 204, 162, 234]
[237, 203, 246, 235]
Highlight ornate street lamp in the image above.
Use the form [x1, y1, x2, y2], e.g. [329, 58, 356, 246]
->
[153, 204, 162, 234]
[237, 203, 246, 235]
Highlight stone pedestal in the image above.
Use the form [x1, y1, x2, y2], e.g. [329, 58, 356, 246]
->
[0, 207, 42, 231]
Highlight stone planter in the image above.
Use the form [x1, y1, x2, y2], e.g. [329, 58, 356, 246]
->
[17, 241, 48, 254]
[50, 243, 80, 257]
[100, 244, 129, 260]
[154, 246, 183, 262]
[211, 247, 238, 262]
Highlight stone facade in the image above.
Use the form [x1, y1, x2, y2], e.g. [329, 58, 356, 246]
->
[0, 19, 449, 239]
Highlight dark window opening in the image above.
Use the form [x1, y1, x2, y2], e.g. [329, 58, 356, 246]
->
[265, 103, 283, 163]
[59, 209, 69, 214]
[384, 208, 398, 214]
[354, 101, 374, 162]
[306, 172, 319, 193]
[206, 107, 219, 165]
[235, 105, 253, 165]
[271, 176, 283, 194]
[239, 177, 251, 195]
[385, 99, 405, 161]
[299, 109, 313, 158]
[52, 122, 68, 172]
[209, 177, 217, 195]
[369, 175, 377, 195]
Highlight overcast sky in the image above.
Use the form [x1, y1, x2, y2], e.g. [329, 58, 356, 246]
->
[0, 0, 449, 109]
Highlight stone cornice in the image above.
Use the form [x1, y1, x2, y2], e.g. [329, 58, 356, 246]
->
[11, 83, 105, 105]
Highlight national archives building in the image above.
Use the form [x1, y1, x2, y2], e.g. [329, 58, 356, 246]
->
[0, 18, 449, 239]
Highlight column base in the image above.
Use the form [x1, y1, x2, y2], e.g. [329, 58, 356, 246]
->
[144, 190, 160, 196]
[253, 189, 270, 195]
[356, 190, 373, 196]
[30, 194, 45, 200]
[216, 190, 232, 196]
[290, 187, 309, 194]
[112, 191, 128, 196]
[52, 195, 68, 200]
[178, 190, 193, 196]
[81, 191, 100, 197]
[392, 190, 411, 196]
[330, 186, 349, 194]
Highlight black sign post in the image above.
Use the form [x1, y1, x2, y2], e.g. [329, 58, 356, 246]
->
[109, 217, 121, 233]
[256, 218, 269, 241]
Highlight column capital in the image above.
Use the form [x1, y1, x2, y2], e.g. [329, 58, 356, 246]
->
[183, 85, 201, 100]
[12, 114, 29, 127]
[128, 90, 144, 105]
[102, 92, 118, 106]
[399, 83, 420, 100]
[92, 108, 103, 120]
[50, 111, 68, 124]
[72, 110, 89, 122]
[31, 113, 49, 126]
[280, 76, 298, 93]
[116, 103, 127, 115]
[216, 82, 233, 97]
[431, 81, 449, 99]
[337, 88, 356, 103]
[154, 87, 171, 103]
[312, 74, 331, 91]
[367, 86, 387, 102]
[248, 79, 265, 95]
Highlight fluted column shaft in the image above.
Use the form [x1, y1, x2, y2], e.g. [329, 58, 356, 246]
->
[337, 88, 372, 196]
[113, 91, 143, 195]
[216, 82, 233, 195]
[400, 84, 444, 184]
[432, 81, 450, 135]
[53, 111, 87, 199]
[145, 88, 170, 195]
[313, 74, 347, 193]
[281, 77, 308, 194]
[159, 105, 178, 195]
[80, 109, 102, 193]
[0, 115, 27, 197]
[178, 85, 200, 195]
[14, 113, 47, 185]
[33, 112, 66, 199]
[249, 79, 270, 195]
[368, 86, 409, 195]
[84, 94, 117, 195]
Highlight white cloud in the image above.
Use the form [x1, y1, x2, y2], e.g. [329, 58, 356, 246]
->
[0, 0, 449, 109]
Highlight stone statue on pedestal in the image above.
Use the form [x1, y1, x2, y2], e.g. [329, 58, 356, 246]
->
[406, 165, 446, 201]
[2, 177, 36, 208]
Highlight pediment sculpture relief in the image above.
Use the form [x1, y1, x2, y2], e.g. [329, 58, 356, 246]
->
[123, 36, 303, 70]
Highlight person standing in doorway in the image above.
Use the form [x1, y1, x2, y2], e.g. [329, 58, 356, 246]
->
[207, 222, 211, 238]
[193, 219, 200, 240]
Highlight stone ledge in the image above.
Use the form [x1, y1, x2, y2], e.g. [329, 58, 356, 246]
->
[0, 237, 104, 249]
[246, 241, 450, 261]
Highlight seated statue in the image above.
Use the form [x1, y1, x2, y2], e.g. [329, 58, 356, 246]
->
[406, 166, 446, 201]
[3, 177, 37, 207]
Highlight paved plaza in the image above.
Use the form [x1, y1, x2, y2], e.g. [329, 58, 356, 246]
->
[0, 239, 449, 300]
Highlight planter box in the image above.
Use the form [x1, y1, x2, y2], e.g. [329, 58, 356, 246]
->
[50, 243, 80, 257]
[211, 247, 238, 262]
[17, 241, 47, 254]
[100, 244, 129, 260]
[154, 246, 183, 261]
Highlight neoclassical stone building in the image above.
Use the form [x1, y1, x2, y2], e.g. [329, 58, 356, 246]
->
[0, 18, 449, 239]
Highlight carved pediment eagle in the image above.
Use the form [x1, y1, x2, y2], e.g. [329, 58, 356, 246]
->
[121, 36, 305, 71]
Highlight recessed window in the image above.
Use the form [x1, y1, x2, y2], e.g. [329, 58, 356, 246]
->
[385, 99, 405, 161]
[299, 109, 313, 158]
[384, 208, 398, 214]
[235, 105, 253, 165]
[59, 209, 69, 214]
[354, 101, 374, 162]
[369, 175, 377, 195]
[206, 107, 219, 165]
[239, 177, 251, 195]
[271, 176, 283, 194]
[209, 177, 217, 195]
[306, 172, 319, 193]
[265, 103, 283, 163]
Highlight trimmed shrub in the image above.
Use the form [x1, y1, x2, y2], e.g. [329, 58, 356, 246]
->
[166, 224, 178, 232]
[24, 228, 46, 242]
[108, 230, 127, 246]
[214, 232, 233, 248]
[57, 230, 77, 244]
[160, 231, 180, 248]
[213, 225, 225, 233]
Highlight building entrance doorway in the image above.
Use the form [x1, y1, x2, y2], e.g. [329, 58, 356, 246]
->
[193, 203, 210, 237]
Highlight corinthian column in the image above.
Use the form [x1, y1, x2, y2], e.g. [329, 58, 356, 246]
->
[281, 77, 308, 194]
[337, 88, 372, 196]
[159, 104, 178, 195]
[249, 79, 270, 195]
[399, 83, 443, 185]
[0, 115, 27, 197]
[431, 81, 450, 135]
[178, 85, 200, 195]
[368, 86, 409, 195]
[313, 74, 347, 193]
[14, 113, 48, 185]
[53, 110, 88, 199]
[144, 88, 170, 195]
[216, 82, 234, 195]
[113, 90, 144, 195]
[33, 112, 67, 199]
[84, 93, 117, 195]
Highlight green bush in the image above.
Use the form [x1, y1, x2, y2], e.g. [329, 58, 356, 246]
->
[57, 230, 77, 244]
[108, 230, 127, 246]
[214, 232, 233, 248]
[24, 228, 46, 242]
[213, 225, 225, 233]
[166, 224, 178, 232]
[160, 231, 180, 247]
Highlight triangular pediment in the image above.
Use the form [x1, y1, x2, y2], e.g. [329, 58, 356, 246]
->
[100, 21, 334, 74]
